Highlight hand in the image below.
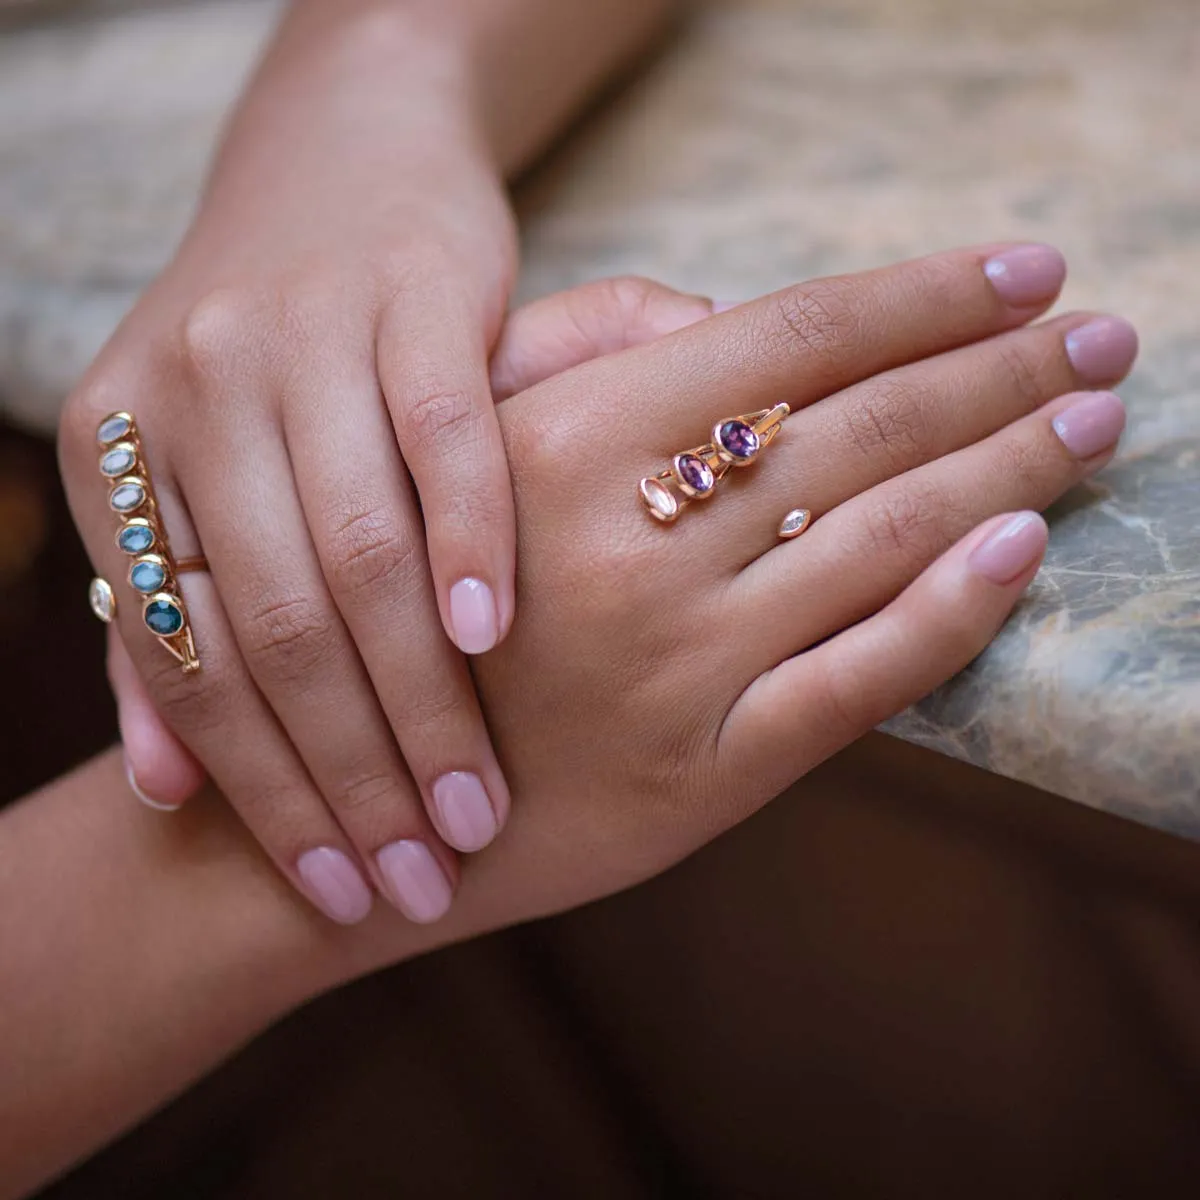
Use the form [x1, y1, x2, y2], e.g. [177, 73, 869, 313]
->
[61, 256, 719, 924]
[327, 242, 1137, 966]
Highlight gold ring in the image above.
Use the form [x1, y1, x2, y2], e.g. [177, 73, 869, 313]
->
[639, 403, 790, 523]
[94, 411, 201, 674]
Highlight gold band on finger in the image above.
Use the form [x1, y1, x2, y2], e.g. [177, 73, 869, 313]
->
[94, 411, 202, 674]
[639, 403, 790, 524]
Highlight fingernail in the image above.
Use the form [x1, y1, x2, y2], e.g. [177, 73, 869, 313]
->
[712, 300, 740, 313]
[1064, 317, 1139, 384]
[376, 840, 453, 924]
[1052, 390, 1127, 459]
[983, 244, 1066, 307]
[968, 512, 1047, 585]
[296, 847, 373, 925]
[432, 771, 498, 852]
[124, 753, 182, 813]
[448, 577, 498, 655]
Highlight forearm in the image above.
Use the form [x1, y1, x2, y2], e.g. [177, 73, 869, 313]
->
[0, 753, 350, 1198]
[274, 0, 680, 174]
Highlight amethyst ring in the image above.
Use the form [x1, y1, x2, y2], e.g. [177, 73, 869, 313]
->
[639, 403, 790, 524]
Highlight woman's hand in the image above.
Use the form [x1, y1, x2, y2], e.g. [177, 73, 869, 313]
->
[55, 0, 680, 925]
[340, 241, 1137, 955]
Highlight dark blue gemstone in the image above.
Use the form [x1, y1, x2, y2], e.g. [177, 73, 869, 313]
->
[118, 524, 155, 555]
[130, 561, 167, 593]
[144, 598, 183, 636]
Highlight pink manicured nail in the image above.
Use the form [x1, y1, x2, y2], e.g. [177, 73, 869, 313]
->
[296, 847, 373, 925]
[983, 245, 1066, 307]
[968, 512, 1048, 585]
[449, 577, 498, 654]
[377, 840, 453, 924]
[433, 771, 498, 852]
[1052, 391, 1127, 459]
[1064, 317, 1139, 384]
[124, 753, 181, 813]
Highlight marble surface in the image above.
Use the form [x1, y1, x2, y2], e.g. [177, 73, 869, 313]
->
[1, 0, 1197, 833]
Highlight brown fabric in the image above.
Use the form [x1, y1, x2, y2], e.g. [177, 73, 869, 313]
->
[41, 736, 1200, 1199]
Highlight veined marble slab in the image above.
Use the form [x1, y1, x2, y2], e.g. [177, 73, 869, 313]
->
[1, 0, 1197, 832]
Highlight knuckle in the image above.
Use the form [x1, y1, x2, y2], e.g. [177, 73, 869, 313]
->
[994, 337, 1051, 414]
[331, 768, 405, 817]
[841, 375, 927, 467]
[180, 288, 272, 380]
[767, 280, 861, 360]
[240, 595, 341, 683]
[399, 385, 480, 453]
[143, 649, 233, 740]
[864, 481, 950, 565]
[392, 679, 463, 737]
[325, 507, 423, 604]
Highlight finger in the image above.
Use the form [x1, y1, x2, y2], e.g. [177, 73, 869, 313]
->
[378, 289, 514, 657]
[61, 394, 379, 925]
[490, 277, 717, 399]
[106, 624, 205, 811]
[528, 242, 1066, 456]
[285, 366, 511, 862]
[723, 511, 1049, 798]
[178, 414, 460, 922]
[722, 309, 1138, 564]
[739, 389, 1126, 663]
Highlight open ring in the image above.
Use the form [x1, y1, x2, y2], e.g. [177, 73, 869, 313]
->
[93, 411, 202, 674]
[639, 403, 790, 523]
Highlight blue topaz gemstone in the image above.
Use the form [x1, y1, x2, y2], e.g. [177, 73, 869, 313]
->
[109, 481, 146, 513]
[117, 523, 155, 555]
[144, 597, 184, 637]
[97, 414, 132, 445]
[130, 560, 167, 594]
[100, 445, 136, 477]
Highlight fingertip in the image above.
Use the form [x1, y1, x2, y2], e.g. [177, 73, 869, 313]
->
[447, 576, 500, 655]
[965, 511, 1048, 586]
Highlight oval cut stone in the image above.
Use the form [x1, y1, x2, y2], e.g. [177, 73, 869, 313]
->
[144, 597, 184, 637]
[675, 453, 714, 494]
[117, 523, 155, 555]
[110, 481, 146, 513]
[130, 560, 167, 594]
[97, 414, 132, 445]
[100, 445, 136, 477]
[717, 419, 760, 459]
[639, 477, 678, 522]
[88, 577, 116, 623]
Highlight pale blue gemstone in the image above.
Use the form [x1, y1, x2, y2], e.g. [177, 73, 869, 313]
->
[97, 415, 131, 445]
[118, 524, 155, 555]
[109, 482, 145, 513]
[130, 561, 166, 594]
[144, 598, 183, 637]
[100, 446, 135, 477]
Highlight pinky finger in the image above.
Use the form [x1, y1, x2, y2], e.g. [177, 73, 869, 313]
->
[725, 510, 1048, 795]
[106, 625, 206, 811]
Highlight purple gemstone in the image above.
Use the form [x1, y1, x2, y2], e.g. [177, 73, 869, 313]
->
[718, 420, 760, 459]
[676, 453, 714, 493]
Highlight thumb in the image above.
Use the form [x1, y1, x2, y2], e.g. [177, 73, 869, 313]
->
[107, 625, 206, 811]
[490, 276, 719, 399]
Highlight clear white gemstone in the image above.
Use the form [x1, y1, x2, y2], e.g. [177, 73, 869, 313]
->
[100, 445, 135, 477]
[639, 477, 678, 521]
[778, 508, 811, 539]
[97, 415, 131, 445]
[88, 577, 116, 623]
[110, 481, 145, 512]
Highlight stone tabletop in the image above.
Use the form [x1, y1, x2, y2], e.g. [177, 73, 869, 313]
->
[1, 0, 1198, 834]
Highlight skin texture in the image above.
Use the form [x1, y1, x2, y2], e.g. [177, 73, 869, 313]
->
[58, 0, 678, 921]
[28, 247, 1138, 1196]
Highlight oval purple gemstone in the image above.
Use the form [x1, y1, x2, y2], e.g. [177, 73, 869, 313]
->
[676, 453, 714, 493]
[718, 419, 760, 459]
